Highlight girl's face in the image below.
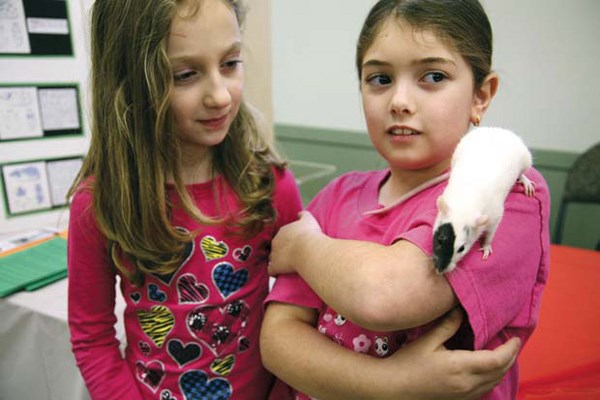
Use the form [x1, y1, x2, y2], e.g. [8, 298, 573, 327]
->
[167, 0, 243, 159]
[360, 19, 489, 177]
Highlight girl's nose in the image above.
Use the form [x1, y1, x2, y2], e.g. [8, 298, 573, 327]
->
[389, 82, 416, 116]
[203, 74, 231, 109]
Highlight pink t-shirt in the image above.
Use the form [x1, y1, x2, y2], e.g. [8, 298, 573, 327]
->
[68, 168, 302, 400]
[267, 168, 550, 400]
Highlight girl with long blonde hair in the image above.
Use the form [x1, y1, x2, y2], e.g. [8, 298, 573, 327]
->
[67, 0, 302, 398]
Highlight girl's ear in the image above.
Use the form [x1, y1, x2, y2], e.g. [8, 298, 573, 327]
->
[471, 72, 499, 121]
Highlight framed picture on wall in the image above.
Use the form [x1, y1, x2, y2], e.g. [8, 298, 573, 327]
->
[1, 161, 52, 215]
[46, 157, 82, 206]
[0, 0, 73, 56]
[1, 156, 83, 216]
[0, 84, 83, 141]
[0, 86, 44, 140]
[37, 87, 81, 134]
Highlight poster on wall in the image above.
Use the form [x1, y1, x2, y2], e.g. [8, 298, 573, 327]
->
[38, 87, 80, 132]
[1, 156, 82, 216]
[0, 84, 82, 141]
[46, 157, 82, 206]
[1, 161, 52, 215]
[0, 0, 31, 54]
[0, 86, 44, 140]
[0, 0, 73, 56]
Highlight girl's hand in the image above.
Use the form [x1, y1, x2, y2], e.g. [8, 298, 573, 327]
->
[384, 308, 520, 400]
[269, 211, 323, 276]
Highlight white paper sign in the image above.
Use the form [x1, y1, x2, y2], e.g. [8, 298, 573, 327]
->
[46, 158, 82, 206]
[38, 88, 80, 131]
[0, 0, 31, 53]
[0, 87, 44, 140]
[26, 17, 69, 35]
[2, 162, 52, 214]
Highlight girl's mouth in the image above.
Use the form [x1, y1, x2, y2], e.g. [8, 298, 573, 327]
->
[388, 128, 419, 136]
[199, 114, 228, 129]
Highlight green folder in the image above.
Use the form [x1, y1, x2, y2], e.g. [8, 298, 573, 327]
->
[0, 237, 67, 298]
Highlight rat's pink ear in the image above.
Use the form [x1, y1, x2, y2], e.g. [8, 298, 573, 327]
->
[475, 214, 489, 226]
[437, 196, 449, 216]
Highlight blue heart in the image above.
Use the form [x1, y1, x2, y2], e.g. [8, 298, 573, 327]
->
[148, 283, 167, 302]
[212, 263, 248, 298]
[179, 370, 231, 400]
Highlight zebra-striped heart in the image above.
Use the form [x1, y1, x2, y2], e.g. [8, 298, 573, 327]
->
[210, 354, 236, 376]
[200, 236, 229, 261]
[137, 305, 174, 348]
[177, 274, 209, 304]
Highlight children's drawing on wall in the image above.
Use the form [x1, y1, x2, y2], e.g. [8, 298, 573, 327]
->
[0, 0, 72, 56]
[38, 88, 80, 132]
[2, 161, 51, 215]
[0, 85, 82, 141]
[0, 0, 31, 54]
[0, 86, 43, 140]
[1, 157, 83, 215]
[46, 158, 82, 206]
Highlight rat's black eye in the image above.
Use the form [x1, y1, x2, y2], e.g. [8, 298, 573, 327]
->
[458, 245, 465, 253]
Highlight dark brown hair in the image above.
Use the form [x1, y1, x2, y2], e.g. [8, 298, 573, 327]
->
[356, 0, 493, 88]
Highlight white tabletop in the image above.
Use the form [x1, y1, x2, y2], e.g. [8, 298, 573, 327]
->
[0, 277, 126, 400]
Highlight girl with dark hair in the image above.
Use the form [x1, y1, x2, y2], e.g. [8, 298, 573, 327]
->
[262, 1, 549, 399]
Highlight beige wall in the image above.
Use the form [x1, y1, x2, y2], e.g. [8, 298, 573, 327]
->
[243, 0, 273, 140]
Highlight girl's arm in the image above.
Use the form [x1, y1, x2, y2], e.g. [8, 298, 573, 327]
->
[269, 211, 457, 331]
[260, 303, 520, 400]
[67, 190, 143, 400]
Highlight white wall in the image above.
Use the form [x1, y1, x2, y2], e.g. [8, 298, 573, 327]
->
[272, 0, 600, 153]
[272, 1, 372, 133]
[0, 0, 90, 234]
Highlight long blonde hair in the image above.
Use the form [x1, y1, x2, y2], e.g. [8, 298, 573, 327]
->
[69, 0, 283, 286]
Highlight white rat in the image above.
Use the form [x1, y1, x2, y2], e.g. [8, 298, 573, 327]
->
[432, 127, 535, 274]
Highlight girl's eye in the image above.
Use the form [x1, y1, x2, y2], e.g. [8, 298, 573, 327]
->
[222, 59, 243, 71]
[422, 72, 446, 84]
[366, 74, 392, 86]
[174, 70, 196, 82]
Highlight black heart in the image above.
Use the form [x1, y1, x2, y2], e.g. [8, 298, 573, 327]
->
[153, 227, 195, 285]
[130, 292, 141, 303]
[167, 339, 201, 366]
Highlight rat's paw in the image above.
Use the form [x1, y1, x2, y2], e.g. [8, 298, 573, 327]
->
[480, 245, 493, 260]
[519, 174, 536, 197]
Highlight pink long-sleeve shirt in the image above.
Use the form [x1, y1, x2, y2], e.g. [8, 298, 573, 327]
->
[68, 168, 302, 400]
[267, 168, 550, 400]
